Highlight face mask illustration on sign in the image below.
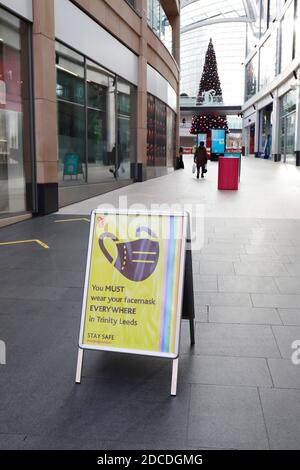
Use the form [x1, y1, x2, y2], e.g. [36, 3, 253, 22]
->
[99, 227, 160, 282]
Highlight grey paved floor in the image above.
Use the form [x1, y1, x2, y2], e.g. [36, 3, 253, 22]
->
[1, 157, 300, 450]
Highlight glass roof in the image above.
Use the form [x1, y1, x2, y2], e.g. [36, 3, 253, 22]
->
[181, 0, 248, 31]
[180, 0, 249, 106]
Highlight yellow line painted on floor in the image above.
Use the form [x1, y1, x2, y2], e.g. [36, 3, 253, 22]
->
[54, 218, 90, 223]
[0, 239, 49, 249]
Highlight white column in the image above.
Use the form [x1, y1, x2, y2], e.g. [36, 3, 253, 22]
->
[271, 90, 281, 162]
[254, 109, 260, 157]
[294, 70, 300, 166]
[107, 83, 116, 153]
[242, 120, 248, 155]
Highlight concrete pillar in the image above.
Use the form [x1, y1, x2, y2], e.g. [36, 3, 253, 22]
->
[171, 13, 180, 163]
[271, 90, 281, 162]
[135, 0, 148, 182]
[134, 0, 180, 179]
[254, 109, 260, 157]
[32, 0, 59, 214]
[242, 121, 248, 155]
[294, 69, 300, 166]
[171, 14, 180, 65]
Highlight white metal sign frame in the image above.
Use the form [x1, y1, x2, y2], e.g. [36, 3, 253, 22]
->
[76, 208, 189, 396]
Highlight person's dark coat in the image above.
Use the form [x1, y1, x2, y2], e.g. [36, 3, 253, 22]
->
[194, 146, 207, 168]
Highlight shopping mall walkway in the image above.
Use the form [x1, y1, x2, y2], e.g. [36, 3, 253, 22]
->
[1, 156, 300, 450]
[60, 155, 300, 219]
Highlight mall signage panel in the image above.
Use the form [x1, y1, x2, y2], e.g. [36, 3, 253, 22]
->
[76, 209, 193, 395]
[211, 129, 226, 154]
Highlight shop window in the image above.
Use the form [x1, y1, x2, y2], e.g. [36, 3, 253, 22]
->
[166, 107, 176, 168]
[147, 0, 173, 55]
[259, 104, 273, 158]
[87, 60, 116, 184]
[280, 88, 297, 115]
[147, 93, 175, 168]
[147, 94, 155, 166]
[295, 0, 300, 56]
[260, 0, 269, 34]
[268, 0, 278, 24]
[259, 32, 278, 90]
[280, 1, 294, 73]
[56, 44, 86, 184]
[280, 89, 297, 163]
[117, 78, 137, 180]
[245, 54, 259, 101]
[246, 13, 261, 56]
[56, 43, 137, 186]
[0, 7, 33, 217]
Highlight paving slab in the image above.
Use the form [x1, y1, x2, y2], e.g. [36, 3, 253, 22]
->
[268, 359, 300, 389]
[188, 385, 269, 450]
[194, 292, 252, 307]
[209, 306, 282, 325]
[180, 323, 280, 358]
[275, 277, 300, 294]
[259, 388, 300, 449]
[0, 434, 27, 451]
[155, 355, 272, 387]
[278, 308, 300, 326]
[252, 294, 300, 309]
[193, 275, 218, 292]
[271, 326, 300, 359]
[199, 261, 235, 275]
[218, 275, 278, 294]
[234, 262, 288, 276]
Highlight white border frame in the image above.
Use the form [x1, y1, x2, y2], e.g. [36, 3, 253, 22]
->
[78, 208, 188, 360]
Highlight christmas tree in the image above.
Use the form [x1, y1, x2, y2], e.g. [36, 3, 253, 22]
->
[190, 39, 228, 135]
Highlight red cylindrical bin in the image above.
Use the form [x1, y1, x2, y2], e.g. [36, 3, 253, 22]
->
[218, 157, 239, 190]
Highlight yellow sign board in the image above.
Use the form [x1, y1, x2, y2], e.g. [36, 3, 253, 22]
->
[78, 210, 188, 359]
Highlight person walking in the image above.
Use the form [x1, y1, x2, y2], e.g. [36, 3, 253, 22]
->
[194, 141, 208, 179]
[177, 147, 185, 169]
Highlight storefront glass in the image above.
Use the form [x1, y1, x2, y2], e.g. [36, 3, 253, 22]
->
[56, 43, 86, 184]
[245, 54, 259, 101]
[166, 107, 176, 168]
[259, 32, 277, 90]
[260, 0, 269, 35]
[87, 60, 116, 184]
[117, 78, 136, 180]
[56, 43, 137, 186]
[280, 1, 294, 73]
[246, 16, 261, 56]
[280, 89, 297, 163]
[147, 0, 173, 55]
[0, 7, 33, 217]
[295, 0, 300, 56]
[268, 0, 278, 23]
[259, 104, 273, 158]
[246, 124, 256, 155]
[147, 93, 175, 167]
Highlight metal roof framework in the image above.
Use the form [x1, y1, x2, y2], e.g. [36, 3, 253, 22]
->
[181, 0, 255, 33]
[180, 0, 256, 106]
